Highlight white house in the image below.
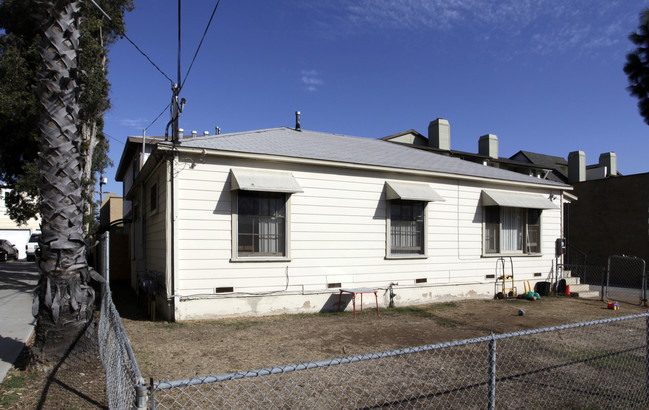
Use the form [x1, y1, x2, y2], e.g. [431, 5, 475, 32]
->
[116, 125, 572, 321]
[0, 187, 40, 259]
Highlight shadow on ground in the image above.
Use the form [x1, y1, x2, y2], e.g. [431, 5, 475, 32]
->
[10, 318, 108, 409]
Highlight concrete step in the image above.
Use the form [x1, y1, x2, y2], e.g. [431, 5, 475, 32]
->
[561, 277, 601, 299]
[562, 276, 582, 285]
[574, 291, 601, 299]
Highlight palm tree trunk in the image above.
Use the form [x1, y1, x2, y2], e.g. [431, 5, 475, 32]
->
[33, 0, 103, 363]
[81, 120, 98, 235]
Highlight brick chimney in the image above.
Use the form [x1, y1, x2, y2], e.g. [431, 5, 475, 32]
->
[428, 118, 450, 150]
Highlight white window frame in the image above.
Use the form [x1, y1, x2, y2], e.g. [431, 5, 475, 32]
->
[483, 206, 542, 256]
[231, 190, 292, 262]
[386, 199, 428, 259]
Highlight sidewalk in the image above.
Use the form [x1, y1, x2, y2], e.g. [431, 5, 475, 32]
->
[0, 261, 38, 384]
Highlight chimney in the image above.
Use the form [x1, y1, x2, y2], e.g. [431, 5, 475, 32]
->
[428, 118, 450, 150]
[478, 134, 498, 159]
[599, 152, 617, 177]
[568, 151, 586, 183]
[295, 111, 301, 131]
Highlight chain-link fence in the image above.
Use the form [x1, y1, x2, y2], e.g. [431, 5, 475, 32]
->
[606, 255, 647, 306]
[150, 313, 649, 409]
[97, 231, 147, 409]
[563, 264, 606, 288]
[98, 285, 147, 409]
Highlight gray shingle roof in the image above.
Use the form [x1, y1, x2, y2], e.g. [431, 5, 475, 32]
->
[165, 127, 568, 188]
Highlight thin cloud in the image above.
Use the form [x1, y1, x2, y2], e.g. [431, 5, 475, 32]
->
[302, 0, 636, 56]
[120, 118, 149, 129]
[301, 70, 324, 92]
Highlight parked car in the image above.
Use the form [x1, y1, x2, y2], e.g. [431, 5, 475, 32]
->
[26, 233, 41, 261]
[0, 239, 18, 261]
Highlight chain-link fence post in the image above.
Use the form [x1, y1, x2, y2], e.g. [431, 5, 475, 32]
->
[646, 314, 649, 402]
[488, 335, 496, 410]
[136, 383, 148, 409]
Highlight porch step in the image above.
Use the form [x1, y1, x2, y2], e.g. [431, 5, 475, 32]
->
[561, 276, 601, 299]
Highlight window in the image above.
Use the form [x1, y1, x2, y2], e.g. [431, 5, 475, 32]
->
[150, 182, 157, 213]
[384, 180, 444, 258]
[483, 206, 541, 255]
[229, 168, 302, 261]
[237, 191, 286, 257]
[389, 200, 425, 255]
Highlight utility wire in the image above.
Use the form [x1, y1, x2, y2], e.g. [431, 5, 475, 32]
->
[123, 35, 174, 84]
[146, 103, 172, 132]
[102, 132, 125, 146]
[180, 0, 222, 91]
[89, 0, 174, 84]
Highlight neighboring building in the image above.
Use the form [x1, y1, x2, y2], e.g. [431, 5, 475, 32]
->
[384, 119, 639, 273]
[98, 193, 130, 282]
[382, 119, 560, 181]
[567, 172, 649, 268]
[116, 125, 572, 321]
[0, 187, 40, 259]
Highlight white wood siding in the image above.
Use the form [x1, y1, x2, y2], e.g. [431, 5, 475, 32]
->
[144, 164, 167, 276]
[172, 155, 562, 310]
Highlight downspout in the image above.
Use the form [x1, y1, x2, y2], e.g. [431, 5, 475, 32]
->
[169, 151, 177, 321]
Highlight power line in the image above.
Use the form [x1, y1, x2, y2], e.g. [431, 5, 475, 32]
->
[123, 35, 174, 84]
[103, 132, 125, 146]
[145, 103, 172, 132]
[89, 0, 174, 84]
[180, 0, 222, 91]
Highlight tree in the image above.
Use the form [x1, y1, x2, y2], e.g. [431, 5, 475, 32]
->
[29, 0, 131, 363]
[0, 0, 131, 232]
[624, 8, 649, 126]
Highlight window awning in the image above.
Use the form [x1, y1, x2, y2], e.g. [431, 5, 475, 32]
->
[230, 168, 303, 193]
[481, 190, 558, 209]
[385, 181, 445, 202]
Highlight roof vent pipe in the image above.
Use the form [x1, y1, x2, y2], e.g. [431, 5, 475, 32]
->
[215, 126, 221, 135]
[295, 111, 301, 131]
[203, 131, 209, 136]
[191, 130, 197, 137]
[178, 128, 184, 139]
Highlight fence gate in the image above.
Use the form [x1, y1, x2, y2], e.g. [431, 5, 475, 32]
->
[606, 255, 647, 306]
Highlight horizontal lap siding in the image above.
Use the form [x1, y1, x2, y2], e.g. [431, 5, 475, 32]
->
[173, 155, 561, 296]
[145, 166, 167, 275]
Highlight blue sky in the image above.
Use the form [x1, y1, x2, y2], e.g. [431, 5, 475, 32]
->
[102, 0, 647, 197]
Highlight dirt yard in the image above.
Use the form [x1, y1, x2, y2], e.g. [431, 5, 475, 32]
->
[115, 289, 648, 383]
[2, 288, 647, 409]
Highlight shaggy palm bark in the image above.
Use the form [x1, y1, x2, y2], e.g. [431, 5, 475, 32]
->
[33, 0, 103, 363]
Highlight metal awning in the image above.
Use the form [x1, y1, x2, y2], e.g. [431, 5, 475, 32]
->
[385, 181, 445, 202]
[230, 168, 303, 193]
[481, 190, 558, 209]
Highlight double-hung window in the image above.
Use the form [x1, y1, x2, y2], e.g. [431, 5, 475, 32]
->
[483, 206, 541, 254]
[481, 190, 556, 256]
[385, 181, 444, 258]
[237, 192, 286, 256]
[230, 168, 302, 261]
